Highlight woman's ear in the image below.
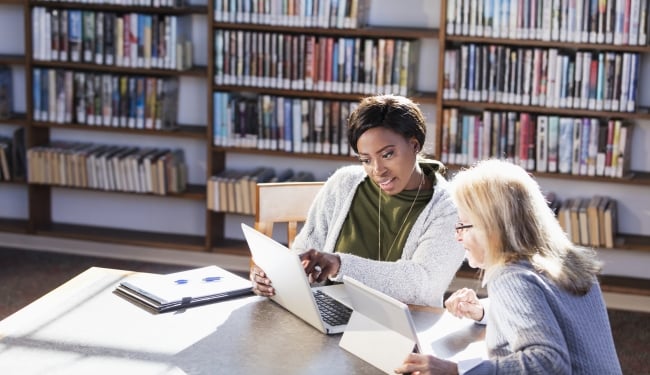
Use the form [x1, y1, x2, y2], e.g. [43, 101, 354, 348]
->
[412, 140, 420, 153]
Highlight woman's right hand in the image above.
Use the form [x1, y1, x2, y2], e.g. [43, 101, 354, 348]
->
[444, 288, 484, 321]
[250, 264, 275, 297]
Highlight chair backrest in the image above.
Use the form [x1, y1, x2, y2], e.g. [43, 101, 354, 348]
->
[255, 181, 325, 248]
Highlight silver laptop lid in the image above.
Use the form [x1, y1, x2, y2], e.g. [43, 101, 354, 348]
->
[241, 223, 346, 334]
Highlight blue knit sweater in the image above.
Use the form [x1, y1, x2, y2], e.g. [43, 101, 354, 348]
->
[466, 261, 622, 374]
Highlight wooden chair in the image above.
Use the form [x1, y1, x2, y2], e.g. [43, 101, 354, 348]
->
[254, 181, 324, 248]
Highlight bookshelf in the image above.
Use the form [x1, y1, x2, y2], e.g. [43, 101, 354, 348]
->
[0, 1, 28, 234]
[435, 0, 650, 254]
[0, 0, 212, 250]
[1, 1, 649, 286]
[205, 0, 439, 252]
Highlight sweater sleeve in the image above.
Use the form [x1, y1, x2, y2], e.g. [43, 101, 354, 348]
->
[466, 269, 572, 375]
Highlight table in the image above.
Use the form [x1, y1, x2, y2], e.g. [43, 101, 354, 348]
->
[0, 267, 486, 374]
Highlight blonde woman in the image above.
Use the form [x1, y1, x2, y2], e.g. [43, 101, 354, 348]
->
[396, 159, 621, 374]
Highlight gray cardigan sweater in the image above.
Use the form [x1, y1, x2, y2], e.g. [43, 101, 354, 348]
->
[465, 262, 622, 374]
[292, 165, 465, 307]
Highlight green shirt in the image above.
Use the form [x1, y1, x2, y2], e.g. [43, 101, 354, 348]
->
[335, 163, 437, 262]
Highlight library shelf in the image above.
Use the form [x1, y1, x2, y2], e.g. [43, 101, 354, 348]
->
[446, 166, 650, 187]
[31, 62, 209, 78]
[441, 101, 650, 121]
[0, 112, 28, 126]
[34, 222, 206, 252]
[211, 146, 357, 162]
[613, 233, 650, 253]
[208, 238, 250, 256]
[445, 35, 650, 54]
[212, 22, 438, 39]
[0, 54, 25, 65]
[0, 218, 28, 234]
[32, 122, 207, 140]
[436, 0, 650, 293]
[212, 86, 367, 102]
[28, 1, 208, 15]
[31, 182, 207, 201]
[0, 179, 27, 186]
[212, 86, 437, 106]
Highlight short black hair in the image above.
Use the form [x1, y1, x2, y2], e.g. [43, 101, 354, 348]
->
[347, 95, 426, 154]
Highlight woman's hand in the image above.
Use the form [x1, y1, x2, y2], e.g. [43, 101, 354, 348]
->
[394, 353, 458, 375]
[444, 288, 484, 321]
[299, 249, 341, 283]
[250, 264, 274, 297]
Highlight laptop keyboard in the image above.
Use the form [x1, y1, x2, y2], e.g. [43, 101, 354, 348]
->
[313, 290, 353, 327]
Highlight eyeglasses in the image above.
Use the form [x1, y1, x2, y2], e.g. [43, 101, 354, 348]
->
[454, 223, 473, 235]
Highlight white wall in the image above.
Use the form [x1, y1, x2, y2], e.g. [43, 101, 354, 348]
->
[1, 0, 648, 278]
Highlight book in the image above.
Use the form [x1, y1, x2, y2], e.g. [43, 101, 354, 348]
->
[0, 136, 11, 181]
[11, 128, 26, 181]
[587, 195, 603, 247]
[603, 198, 618, 248]
[0, 65, 12, 120]
[115, 265, 253, 313]
[569, 197, 582, 243]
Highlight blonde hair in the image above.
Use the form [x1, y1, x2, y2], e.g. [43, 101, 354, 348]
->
[449, 159, 602, 295]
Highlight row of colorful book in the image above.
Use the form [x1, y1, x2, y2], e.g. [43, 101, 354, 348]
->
[443, 45, 640, 112]
[213, 91, 359, 156]
[207, 166, 316, 215]
[34, 0, 189, 7]
[440, 108, 632, 178]
[214, 0, 370, 29]
[32, 7, 193, 70]
[446, 0, 648, 46]
[213, 29, 418, 96]
[26, 142, 187, 195]
[32, 68, 179, 130]
[552, 194, 619, 248]
[0, 128, 26, 182]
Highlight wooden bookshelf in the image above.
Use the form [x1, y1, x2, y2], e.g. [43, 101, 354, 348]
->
[32, 122, 207, 139]
[435, 0, 650, 258]
[441, 101, 650, 121]
[8, 0, 214, 251]
[211, 146, 357, 162]
[0, 218, 28, 234]
[28, 1, 208, 15]
[445, 35, 650, 53]
[0, 54, 25, 66]
[206, 1, 439, 250]
[213, 22, 439, 39]
[31, 61, 209, 77]
[35, 222, 206, 251]
[2, 0, 649, 274]
[0, 112, 28, 126]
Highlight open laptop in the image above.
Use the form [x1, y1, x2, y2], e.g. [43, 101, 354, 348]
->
[340, 275, 421, 374]
[241, 223, 352, 334]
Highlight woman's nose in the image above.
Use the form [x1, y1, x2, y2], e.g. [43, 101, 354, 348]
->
[372, 159, 385, 174]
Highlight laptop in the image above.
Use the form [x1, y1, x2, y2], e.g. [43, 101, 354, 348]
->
[339, 275, 421, 374]
[241, 223, 353, 334]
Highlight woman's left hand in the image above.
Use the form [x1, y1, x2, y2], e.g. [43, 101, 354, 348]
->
[394, 353, 458, 375]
